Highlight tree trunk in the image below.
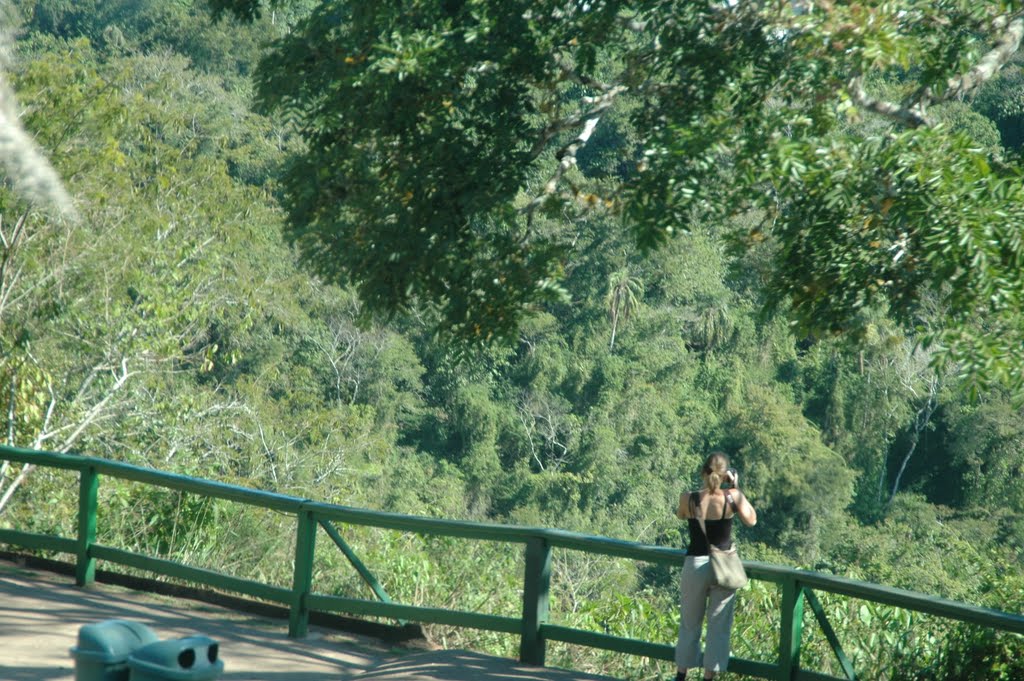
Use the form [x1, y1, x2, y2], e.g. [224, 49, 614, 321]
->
[608, 305, 619, 351]
[885, 379, 939, 511]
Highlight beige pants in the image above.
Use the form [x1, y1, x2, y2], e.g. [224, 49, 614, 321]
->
[675, 556, 737, 673]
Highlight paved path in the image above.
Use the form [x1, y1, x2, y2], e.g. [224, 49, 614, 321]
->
[0, 560, 617, 681]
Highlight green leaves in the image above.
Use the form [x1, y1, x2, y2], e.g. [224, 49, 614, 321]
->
[7, 17, 1024, 681]
[255, 1, 569, 341]
[208, 1, 1024, 395]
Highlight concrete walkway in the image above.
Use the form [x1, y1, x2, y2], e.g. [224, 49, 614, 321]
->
[0, 559, 617, 681]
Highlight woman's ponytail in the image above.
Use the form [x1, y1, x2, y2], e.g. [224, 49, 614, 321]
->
[702, 451, 730, 493]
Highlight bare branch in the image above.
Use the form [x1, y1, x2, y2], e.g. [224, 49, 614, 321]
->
[522, 84, 626, 222]
[256, 421, 279, 487]
[5, 372, 13, 446]
[853, 15, 1024, 126]
[0, 210, 29, 320]
[522, 115, 602, 220]
[946, 16, 1024, 100]
[515, 398, 543, 472]
[885, 374, 940, 510]
[527, 70, 625, 160]
[848, 77, 930, 128]
[36, 358, 135, 452]
[0, 461, 31, 514]
[38, 381, 56, 441]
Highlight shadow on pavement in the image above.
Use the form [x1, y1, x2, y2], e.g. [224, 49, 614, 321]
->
[354, 649, 618, 681]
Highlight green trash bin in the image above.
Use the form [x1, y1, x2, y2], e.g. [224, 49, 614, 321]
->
[70, 620, 160, 681]
[127, 636, 223, 681]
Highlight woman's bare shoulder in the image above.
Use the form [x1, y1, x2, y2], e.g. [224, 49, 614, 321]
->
[677, 490, 701, 518]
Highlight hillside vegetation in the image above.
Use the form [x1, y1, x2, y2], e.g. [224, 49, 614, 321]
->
[2, 2, 1024, 679]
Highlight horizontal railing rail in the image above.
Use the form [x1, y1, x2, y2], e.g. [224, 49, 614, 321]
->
[1, 444, 1022, 681]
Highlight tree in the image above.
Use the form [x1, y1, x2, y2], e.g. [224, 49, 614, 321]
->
[0, 39, 309, 515]
[605, 268, 642, 351]
[16, 0, 285, 78]
[946, 392, 1024, 512]
[0, 41, 137, 512]
[720, 381, 855, 561]
[210, 0, 1024, 396]
[885, 370, 943, 511]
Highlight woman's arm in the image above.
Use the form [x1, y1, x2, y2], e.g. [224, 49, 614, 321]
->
[726, 471, 757, 526]
[732, 489, 757, 527]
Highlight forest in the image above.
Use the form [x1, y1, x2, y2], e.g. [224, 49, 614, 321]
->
[1, 2, 1024, 679]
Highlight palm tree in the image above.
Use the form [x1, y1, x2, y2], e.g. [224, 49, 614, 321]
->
[692, 303, 733, 351]
[605, 269, 643, 351]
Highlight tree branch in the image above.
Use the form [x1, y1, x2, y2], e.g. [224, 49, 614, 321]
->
[885, 375, 940, 511]
[5, 372, 14, 446]
[850, 15, 1024, 127]
[521, 82, 625, 223]
[0, 462, 32, 515]
[946, 16, 1024, 99]
[848, 77, 930, 128]
[33, 358, 134, 452]
[527, 71, 625, 160]
[0, 210, 30, 321]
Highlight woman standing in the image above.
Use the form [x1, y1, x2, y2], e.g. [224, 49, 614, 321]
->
[672, 452, 757, 680]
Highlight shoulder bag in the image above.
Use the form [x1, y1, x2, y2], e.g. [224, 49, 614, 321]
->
[693, 491, 748, 591]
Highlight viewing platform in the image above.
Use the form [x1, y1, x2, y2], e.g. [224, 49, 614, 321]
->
[0, 557, 617, 681]
[3, 445, 1024, 681]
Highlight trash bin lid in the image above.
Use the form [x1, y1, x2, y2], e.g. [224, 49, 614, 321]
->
[128, 635, 223, 681]
[70, 620, 160, 664]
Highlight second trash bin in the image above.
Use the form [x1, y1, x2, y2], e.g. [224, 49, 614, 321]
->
[127, 635, 223, 681]
[70, 620, 160, 681]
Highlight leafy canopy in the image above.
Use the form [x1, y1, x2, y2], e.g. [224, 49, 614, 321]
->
[213, 0, 1024, 395]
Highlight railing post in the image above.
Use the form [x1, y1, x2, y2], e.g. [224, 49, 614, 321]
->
[289, 507, 316, 638]
[520, 536, 551, 666]
[75, 465, 98, 586]
[779, 576, 805, 680]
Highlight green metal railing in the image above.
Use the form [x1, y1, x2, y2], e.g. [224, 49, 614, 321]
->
[1, 444, 1023, 680]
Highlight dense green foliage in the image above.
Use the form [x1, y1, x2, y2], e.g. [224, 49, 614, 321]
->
[212, 0, 1024, 399]
[1, 2, 1024, 679]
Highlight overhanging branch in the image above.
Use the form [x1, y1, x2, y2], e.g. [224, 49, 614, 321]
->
[946, 16, 1024, 99]
[522, 83, 627, 222]
[521, 115, 603, 221]
[847, 15, 1024, 128]
[848, 77, 930, 128]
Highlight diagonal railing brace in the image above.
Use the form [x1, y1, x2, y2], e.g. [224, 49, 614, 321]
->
[319, 518, 406, 625]
[804, 587, 857, 681]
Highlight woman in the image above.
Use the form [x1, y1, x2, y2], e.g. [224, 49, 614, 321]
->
[672, 452, 757, 681]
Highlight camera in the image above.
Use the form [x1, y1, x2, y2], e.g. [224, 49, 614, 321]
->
[725, 468, 737, 488]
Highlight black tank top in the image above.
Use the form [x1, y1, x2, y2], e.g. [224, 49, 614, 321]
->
[685, 491, 735, 556]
